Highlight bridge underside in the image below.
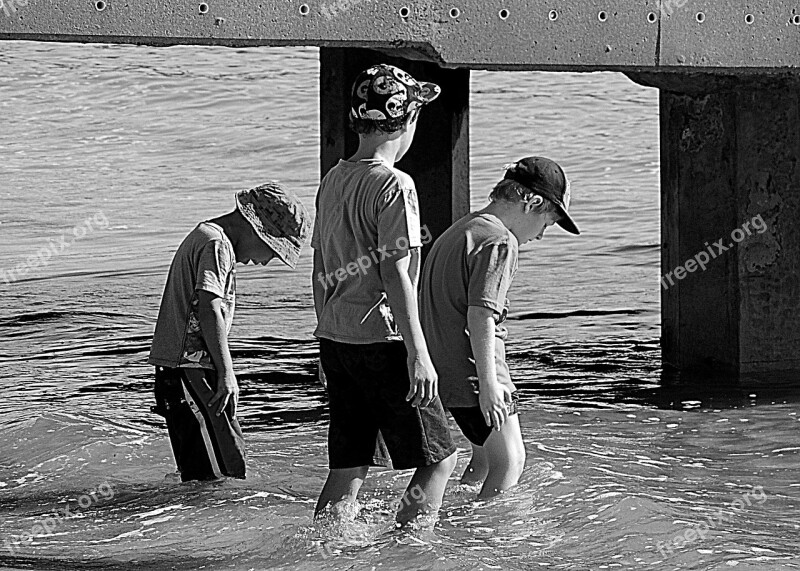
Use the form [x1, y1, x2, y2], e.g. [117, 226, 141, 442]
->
[3, 1, 800, 376]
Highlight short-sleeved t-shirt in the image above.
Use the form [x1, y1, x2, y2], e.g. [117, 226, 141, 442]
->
[148, 222, 236, 370]
[419, 213, 518, 408]
[312, 159, 422, 344]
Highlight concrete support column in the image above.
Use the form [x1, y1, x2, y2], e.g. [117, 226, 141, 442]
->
[657, 82, 800, 374]
[319, 48, 470, 251]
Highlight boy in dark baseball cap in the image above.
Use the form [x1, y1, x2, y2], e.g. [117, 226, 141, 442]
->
[149, 182, 311, 482]
[420, 156, 579, 499]
[312, 64, 457, 525]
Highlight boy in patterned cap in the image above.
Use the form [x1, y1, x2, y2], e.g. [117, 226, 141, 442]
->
[149, 182, 311, 481]
[420, 157, 579, 499]
[312, 64, 457, 525]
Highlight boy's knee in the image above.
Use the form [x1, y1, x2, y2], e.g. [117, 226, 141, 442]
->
[488, 439, 525, 471]
[436, 451, 458, 473]
[511, 447, 526, 475]
[329, 465, 369, 481]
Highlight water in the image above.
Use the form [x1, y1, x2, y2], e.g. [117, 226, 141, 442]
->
[0, 42, 798, 570]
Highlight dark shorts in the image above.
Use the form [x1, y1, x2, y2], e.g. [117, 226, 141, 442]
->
[152, 366, 246, 481]
[448, 392, 520, 447]
[319, 339, 457, 470]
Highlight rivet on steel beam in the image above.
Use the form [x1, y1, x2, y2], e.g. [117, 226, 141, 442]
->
[498, 8, 509, 20]
[548, 9, 558, 21]
[647, 11, 657, 23]
[449, 7, 460, 18]
[398, 6, 410, 18]
[695, 12, 705, 23]
[792, 14, 800, 25]
[299, 4, 310, 16]
[198, 3, 209, 14]
[94, 1, 106, 11]
[744, 13, 754, 24]
[598, 11, 608, 22]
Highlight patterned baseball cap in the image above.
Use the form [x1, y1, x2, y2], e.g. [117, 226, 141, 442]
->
[503, 157, 580, 235]
[350, 64, 441, 129]
[235, 182, 312, 268]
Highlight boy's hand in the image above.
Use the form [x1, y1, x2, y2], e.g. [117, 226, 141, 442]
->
[479, 382, 511, 431]
[405, 352, 438, 408]
[208, 371, 239, 418]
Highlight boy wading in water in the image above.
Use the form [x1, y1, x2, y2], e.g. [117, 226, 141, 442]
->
[149, 184, 310, 481]
[420, 157, 580, 498]
[312, 64, 457, 524]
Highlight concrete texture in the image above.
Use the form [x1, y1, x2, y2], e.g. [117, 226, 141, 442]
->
[2, 0, 799, 72]
[659, 85, 800, 374]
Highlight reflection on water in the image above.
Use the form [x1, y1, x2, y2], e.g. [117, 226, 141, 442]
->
[1, 42, 799, 569]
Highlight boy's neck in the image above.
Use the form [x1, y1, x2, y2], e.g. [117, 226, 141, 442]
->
[209, 211, 245, 249]
[348, 135, 403, 166]
[477, 202, 518, 235]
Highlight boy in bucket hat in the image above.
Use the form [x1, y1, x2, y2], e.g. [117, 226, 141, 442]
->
[312, 64, 457, 525]
[420, 156, 579, 499]
[149, 182, 311, 481]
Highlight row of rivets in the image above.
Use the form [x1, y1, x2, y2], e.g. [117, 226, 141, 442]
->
[88, 2, 800, 26]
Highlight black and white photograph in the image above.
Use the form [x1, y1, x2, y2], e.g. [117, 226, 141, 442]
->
[1, 1, 799, 569]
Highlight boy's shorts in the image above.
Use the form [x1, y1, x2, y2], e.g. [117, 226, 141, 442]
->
[448, 392, 519, 447]
[319, 339, 457, 470]
[152, 366, 246, 481]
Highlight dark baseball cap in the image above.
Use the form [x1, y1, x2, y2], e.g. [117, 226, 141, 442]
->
[350, 64, 441, 125]
[503, 156, 580, 235]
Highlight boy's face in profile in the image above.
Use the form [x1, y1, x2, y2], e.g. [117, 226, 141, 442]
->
[518, 199, 561, 244]
[395, 110, 420, 162]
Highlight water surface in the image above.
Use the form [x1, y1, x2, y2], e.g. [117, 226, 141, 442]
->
[1, 42, 798, 570]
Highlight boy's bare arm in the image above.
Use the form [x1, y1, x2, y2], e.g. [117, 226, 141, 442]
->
[380, 250, 437, 407]
[467, 305, 510, 430]
[312, 248, 325, 320]
[311, 249, 328, 389]
[197, 290, 239, 418]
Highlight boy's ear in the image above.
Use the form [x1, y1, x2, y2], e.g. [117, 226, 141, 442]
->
[524, 195, 544, 213]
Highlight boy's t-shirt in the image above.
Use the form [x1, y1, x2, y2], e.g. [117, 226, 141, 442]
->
[419, 213, 518, 408]
[312, 158, 422, 344]
[148, 222, 236, 370]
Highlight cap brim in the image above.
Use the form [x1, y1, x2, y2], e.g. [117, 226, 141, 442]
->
[416, 81, 441, 104]
[555, 206, 580, 235]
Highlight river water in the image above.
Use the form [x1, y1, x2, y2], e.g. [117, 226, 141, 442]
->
[0, 42, 798, 570]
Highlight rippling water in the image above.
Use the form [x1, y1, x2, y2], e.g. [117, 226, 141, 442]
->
[1, 42, 798, 570]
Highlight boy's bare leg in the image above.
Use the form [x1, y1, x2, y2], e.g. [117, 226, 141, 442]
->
[460, 443, 489, 485]
[396, 452, 457, 525]
[315, 466, 369, 517]
[478, 415, 526, 500]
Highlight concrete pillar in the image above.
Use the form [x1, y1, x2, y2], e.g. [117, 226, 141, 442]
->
[319, 48, 470, 252]
[655, 80, 800, 374]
